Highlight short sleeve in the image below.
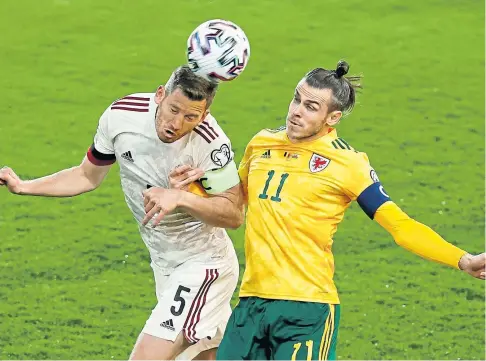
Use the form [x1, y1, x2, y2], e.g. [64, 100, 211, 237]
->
[343, 153, 374, 200]
[86, 107, 116, 166]
[196, 133, 235, 172]
[193, 118, 240, 194]
[343, 152, 391, 219]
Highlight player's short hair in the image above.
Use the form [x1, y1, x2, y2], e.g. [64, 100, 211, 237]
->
[165, 65, 219, 109]
[303, 61, 362, 116]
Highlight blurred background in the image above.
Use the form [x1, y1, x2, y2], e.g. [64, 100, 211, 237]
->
[0, 0, 484, 359]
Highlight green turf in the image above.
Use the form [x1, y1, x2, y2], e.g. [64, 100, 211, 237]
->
[0, 0, 484, 359]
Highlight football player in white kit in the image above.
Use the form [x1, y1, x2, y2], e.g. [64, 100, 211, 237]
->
[0, 66, 244, 360]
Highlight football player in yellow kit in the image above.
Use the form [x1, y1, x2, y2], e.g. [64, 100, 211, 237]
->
[170, 60, 485, 360]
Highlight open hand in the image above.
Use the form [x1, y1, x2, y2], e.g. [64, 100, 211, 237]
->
[169, 165, 204, 190]
[142, 187, 183, 227]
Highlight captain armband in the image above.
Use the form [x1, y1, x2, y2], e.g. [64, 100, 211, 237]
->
[199, 160, 240, 195]
[357, 182, 391, 219]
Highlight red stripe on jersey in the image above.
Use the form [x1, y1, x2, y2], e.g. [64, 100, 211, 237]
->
[111, 106, 149, 112]
[113, 101, 150, 107]
[197, 123, 216, 140]
[86, 147, 116, 166]
[202, 121, 219, 138]
[122, 96, 150, 101]
[193, 127, 211, 143]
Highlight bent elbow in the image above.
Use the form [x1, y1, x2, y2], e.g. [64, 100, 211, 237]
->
[227, 210, 245, 230]
[227, 218, 243, 230]
[85, 182, 100, 193]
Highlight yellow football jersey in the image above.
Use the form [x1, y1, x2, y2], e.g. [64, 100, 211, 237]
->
[238, 127, 388, 304]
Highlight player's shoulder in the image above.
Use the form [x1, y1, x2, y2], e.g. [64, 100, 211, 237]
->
[99, 92, 155, 136]
[338, 147, 371, 173]
[191, 113, 230, 147]
[325, 132, 368, 163]
[348, 150, 371, 167]
[107, 92, 155, 116]
[248, 125, 287, 146]
[329, 135, 358, 153]
[190, 114, 234, 170]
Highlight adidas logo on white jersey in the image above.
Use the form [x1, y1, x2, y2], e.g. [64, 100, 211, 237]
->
[160, 319, 175, 331]
[121, 151, 134, 162]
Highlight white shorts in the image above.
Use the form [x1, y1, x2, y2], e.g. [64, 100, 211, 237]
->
[142, 251, 239, 359]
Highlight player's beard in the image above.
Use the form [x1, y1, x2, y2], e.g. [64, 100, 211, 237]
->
[286, 115, 305, 140]
[286, 114, 327, 141]
[154, 107, 189, 143]
[154, 106, 173, 143]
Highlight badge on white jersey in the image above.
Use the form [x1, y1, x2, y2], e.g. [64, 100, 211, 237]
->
[211, 144, 231, 167]
[309, 153, 330, 173]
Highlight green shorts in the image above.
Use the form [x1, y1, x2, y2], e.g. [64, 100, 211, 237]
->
[217, 297, 340, 360]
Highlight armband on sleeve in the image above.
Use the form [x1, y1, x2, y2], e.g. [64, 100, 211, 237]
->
[86, 144, 116, 166]
[199, 160, 240, 195]
[357, 182, 391, 219]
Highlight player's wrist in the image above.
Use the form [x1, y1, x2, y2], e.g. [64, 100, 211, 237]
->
[176, 189, 191, 209]
[458, 253, 472, 271]
[14, 180, 28, 195]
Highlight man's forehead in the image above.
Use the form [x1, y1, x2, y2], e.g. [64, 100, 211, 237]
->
[169, 88, 206, 112]
[295, 81, 331, 104]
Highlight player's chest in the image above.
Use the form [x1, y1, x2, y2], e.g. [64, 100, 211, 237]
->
[113, 133, 196, 179]
[247, 148, 344, 200]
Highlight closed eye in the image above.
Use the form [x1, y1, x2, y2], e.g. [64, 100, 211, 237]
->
[185, 115, 198, 121]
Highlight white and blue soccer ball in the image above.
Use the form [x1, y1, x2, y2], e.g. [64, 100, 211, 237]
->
[187, 19, 250, 83]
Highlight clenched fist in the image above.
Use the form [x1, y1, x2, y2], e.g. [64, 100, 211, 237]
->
[0, 167, 23, 194]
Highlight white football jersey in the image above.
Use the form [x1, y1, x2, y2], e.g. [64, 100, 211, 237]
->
[87, 93, 238, 272]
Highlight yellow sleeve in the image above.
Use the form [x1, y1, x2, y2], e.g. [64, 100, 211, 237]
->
[237, 142, 253, 202]
[342, 152, 375, 200]
[375, 202, 467, 269]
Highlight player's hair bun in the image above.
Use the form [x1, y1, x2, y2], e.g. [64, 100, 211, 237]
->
[335, 61, 349, 78]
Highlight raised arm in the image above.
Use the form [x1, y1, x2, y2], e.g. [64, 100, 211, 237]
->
[375, 201, 485, 279]
[344, 153, 485, 280]
[0, 155, 112, 197]
[1, 104, 118, 197]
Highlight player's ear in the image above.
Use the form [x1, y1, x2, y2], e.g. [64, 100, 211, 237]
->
[200, 109, 210, 122]
[326, 110, 342, 126]
[155, 86, 166, 105]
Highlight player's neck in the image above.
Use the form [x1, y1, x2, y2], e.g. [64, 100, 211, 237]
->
[287, 126, 333, 144]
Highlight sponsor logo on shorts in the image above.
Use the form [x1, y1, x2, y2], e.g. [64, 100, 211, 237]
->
[160, 319, 175, 331]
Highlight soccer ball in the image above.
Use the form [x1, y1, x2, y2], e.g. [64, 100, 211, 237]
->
[186, 19, 250, 83]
